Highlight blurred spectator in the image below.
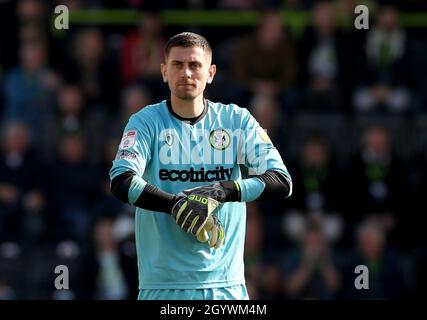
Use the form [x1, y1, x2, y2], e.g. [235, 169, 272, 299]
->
[249, 95, 285, 152]
[2, 39, 59, 143]
[16, 0, 50, 56]
[40, 83, 100, 163]
[244, 202, 263, 299]
[298, 0, 346, 112]
[106, 84, 151, 153]
[340, 219, 403, 299]
[256, 264, 285, 300]
[353, 5, 412, 113]
[17, 0, 47, 43]
[62, 28, 119, 112]
[244, 202, 285, 299]
[1, 0, 49, 73]
[77, 216, 138, 300]
[283, 211, 343, 246]
[0, 121, 46, 244]
[17, 0, 46, 26]
[286, 133, 344, 213]
[281, 214, 341, 299]
[46, 133, 99, 243]
[120, 13, 166, 97]
[92, 138, 131, 220]
[118, 84, 151, 131]
[232, 10, 298, 112]
[345, 125, 408, 246]
[48, 82, 108, 164]
[55, 84, 86, 134]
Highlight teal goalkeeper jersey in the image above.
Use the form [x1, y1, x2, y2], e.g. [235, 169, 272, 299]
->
[109, 99, 291, 289]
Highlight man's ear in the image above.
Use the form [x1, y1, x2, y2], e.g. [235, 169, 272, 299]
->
[160, 63, 167, 83]
[207, 64, 216, 84]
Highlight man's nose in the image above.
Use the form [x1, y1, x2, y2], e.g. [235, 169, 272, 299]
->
[181, 66, 192, 78]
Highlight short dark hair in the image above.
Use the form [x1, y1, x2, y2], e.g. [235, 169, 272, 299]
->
[164, 32, 212, 58]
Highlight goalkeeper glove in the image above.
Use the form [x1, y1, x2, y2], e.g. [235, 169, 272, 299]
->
[171, 193, 221, 244]
[171, 181, 239, 248]
[181, 180, 241, 203]
[179, 180, 240, 248]
[196, 214, 225, 249]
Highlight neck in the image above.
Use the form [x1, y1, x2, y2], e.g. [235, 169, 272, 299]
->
[170, 94, 205, 118]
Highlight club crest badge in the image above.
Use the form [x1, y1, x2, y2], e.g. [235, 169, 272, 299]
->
[209, 129, 230, 150]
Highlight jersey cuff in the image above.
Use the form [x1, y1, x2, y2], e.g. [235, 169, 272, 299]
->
[128, 175, 148, 204]
[220, 180, 241, 202]
[237, 177, 265, 202]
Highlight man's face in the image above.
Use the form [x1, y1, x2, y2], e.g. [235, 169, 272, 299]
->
[161, 46, 216, 101]
[363, 128, 390, 156]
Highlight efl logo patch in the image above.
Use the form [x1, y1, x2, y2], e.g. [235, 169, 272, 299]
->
[120, 130, 137, 149]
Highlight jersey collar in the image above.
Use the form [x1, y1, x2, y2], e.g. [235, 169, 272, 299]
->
[166, 98, 209, 125]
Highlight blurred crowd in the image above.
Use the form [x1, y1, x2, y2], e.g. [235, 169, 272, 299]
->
[0, 0, 426, 299]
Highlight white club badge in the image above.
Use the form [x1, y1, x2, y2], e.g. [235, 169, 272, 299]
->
[209, 129, 230, 150]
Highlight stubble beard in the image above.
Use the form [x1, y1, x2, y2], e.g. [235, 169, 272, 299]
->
[174, 87, 199, 101]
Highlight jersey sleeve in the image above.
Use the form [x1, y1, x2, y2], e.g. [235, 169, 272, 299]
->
[236, 107, 292, 201]
[109, 113, 153, 204]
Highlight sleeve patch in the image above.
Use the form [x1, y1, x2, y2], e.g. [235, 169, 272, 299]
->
[256, 127, 272, 144]
[119, 130, 137, 149]
[115, 150, 137, 160]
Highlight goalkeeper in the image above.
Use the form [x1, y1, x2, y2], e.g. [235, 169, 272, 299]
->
[109, 32, 292, 300]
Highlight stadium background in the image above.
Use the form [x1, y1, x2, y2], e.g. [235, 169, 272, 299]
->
[0, 0, 426, 299]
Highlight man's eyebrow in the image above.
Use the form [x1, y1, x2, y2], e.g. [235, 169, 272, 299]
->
[170, 59, 203, 64]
